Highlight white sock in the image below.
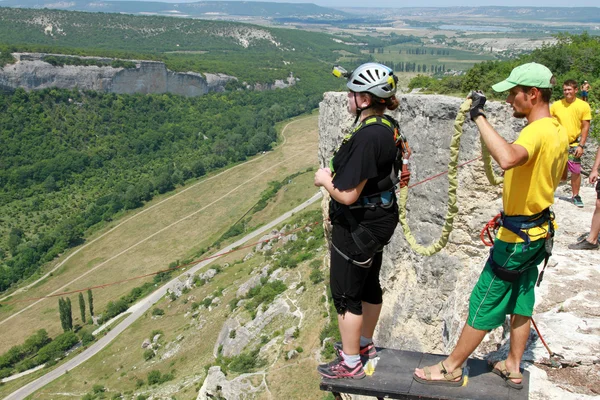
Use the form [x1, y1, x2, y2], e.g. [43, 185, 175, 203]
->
[342, 352, 360, 367]
[360, 336, 373, 347]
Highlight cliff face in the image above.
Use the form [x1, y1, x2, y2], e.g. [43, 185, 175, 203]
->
[318, 93, 600, 399]
[0, 53, 295, 96]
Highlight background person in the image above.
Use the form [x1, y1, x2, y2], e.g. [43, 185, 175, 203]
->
[414, 63, 568, 389]
[568, 146, 600, 250]
[314, 63, 400, 379]
[550, 79, 592, 208]
[581, 80, 590, 102]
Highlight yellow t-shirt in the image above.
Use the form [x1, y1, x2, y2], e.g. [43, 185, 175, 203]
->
[497, 117, 569, 243]
[550, 98, 592, 145]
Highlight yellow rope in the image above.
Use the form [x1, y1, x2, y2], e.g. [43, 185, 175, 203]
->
[398, 98, 504, 255]
[397, 98, 469, 256]
[481, 131, 504, 186]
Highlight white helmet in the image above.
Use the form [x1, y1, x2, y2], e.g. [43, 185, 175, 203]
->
[347, 62, 397, 99]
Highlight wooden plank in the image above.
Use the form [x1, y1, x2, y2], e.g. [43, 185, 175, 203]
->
[320, 348, 529, 400]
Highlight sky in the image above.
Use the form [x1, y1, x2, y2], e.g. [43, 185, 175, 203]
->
[146, 0, 600, 7]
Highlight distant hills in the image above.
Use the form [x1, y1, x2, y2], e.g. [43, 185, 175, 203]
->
[339, 6, 600, 23]
[0, 0, 352, 21]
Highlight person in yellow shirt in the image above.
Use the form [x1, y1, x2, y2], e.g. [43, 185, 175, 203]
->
[550, 80, 592, 207]
[413, 63, 568, 389]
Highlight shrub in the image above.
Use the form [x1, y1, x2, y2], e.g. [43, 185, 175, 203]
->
[227, 349, 266, 373]
[310, 268, 324, 284]
[80, 331, 95, 346]
[147, 370, 161, 385]
[35, 331, 79, 364]
[143, 349, 155, 361]
[201, 297, 213, 308]
[147, 369, 174, 385]
[151, 308, 164, 316]
[92, 384, 105, 393]
[193, 276, 206, 287]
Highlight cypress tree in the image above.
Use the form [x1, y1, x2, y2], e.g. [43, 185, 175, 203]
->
[65, 297, 73, 331]
[78, 292, 86, 323]
[58, 298, 67, 332]
[88, 289, 94, 317]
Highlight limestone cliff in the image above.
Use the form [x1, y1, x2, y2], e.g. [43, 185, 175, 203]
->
[0, 53, 297, 96]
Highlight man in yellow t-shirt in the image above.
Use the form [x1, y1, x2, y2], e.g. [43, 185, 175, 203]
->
[414, 63, 569, 390]
[550, 79, 592, 208]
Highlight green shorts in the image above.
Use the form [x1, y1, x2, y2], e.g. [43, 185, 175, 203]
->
[467, 238, 546, 331]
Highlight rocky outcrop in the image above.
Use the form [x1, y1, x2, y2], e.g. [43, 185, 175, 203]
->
[0, 53, 297, 96]
[197, 366, 267, 400]
[319, 92, 600, 399]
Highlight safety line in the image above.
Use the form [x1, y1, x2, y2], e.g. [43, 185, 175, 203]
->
[407, 156, 483, 189]
[0, 221, 319, 306]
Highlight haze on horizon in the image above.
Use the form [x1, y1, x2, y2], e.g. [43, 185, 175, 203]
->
[107, 0, 600, 8]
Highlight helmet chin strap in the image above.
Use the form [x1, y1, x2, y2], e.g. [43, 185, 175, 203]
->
[352, 92, 372, 125]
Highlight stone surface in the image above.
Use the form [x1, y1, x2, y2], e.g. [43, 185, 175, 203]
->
[197, 366, 267, 400]
[236, 274, 263, 298]
[215, 297, 296, 357]
[198, 268, 218, 282]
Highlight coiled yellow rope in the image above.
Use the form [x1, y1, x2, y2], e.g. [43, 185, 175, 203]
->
[398, 98, 502, 256]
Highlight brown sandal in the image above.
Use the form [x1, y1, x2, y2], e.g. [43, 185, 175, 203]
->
[489, 360, 523, 390]
[413, 361, 465, 387]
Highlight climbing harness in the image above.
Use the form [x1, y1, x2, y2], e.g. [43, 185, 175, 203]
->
[329, 115, 411, 190]
[480, 208, 555, 284]
[328, 114, 410, 266]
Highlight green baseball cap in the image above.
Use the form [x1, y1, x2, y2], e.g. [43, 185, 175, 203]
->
[492, 62, 554, 92]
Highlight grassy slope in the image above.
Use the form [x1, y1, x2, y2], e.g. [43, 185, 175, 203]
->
[0, 112, 320, 353]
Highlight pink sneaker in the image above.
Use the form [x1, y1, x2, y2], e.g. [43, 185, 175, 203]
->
[333, 341, 377, 361]
[317, 356, 366, 379]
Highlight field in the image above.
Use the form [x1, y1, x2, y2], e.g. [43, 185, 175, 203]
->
[367, 44, 496, 73]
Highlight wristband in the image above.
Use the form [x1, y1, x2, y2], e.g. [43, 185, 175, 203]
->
[578, 144, 585, 149]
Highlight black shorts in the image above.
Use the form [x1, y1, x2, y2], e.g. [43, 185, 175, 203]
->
[329, 205, 398, 315]
[596, 180, 600, 200]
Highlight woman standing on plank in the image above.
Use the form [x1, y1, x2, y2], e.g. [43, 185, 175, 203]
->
[314, 63, 401, 379]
